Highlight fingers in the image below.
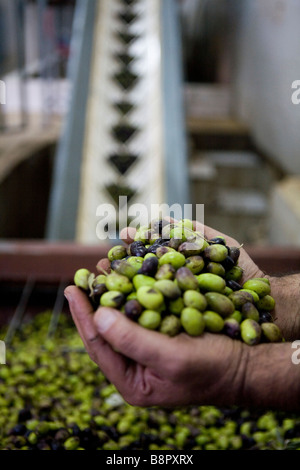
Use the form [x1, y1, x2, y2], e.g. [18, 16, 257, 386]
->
[64, 286, 128, 384]
[93, 307, 177, 373]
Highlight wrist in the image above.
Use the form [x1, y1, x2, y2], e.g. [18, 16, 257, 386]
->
[241, 341, 300, 411]
[266, 274, 300, 341]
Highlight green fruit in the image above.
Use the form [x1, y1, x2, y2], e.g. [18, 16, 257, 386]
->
[223, 286, 233, 296]
[240, 319, 261, 346]
[154, 280, 181, 299]
[94, 274, 107, 285]
[156, 246, 176, 259]
[64, 436, 80, 450]
[74, 269, 91, 290]
[197, 273, 226, 293]
[134, 226, 151, 243]
[105, 273, 133, 294]
[225, 266, 243, 282]
[242, 279, 271, 298]
[133, 274, 156, 290]
[169, 297, 185, 315]
[159, 315, 182, 337]
[113, 260, 140, 279]
[178, 242, 202, 257]
[229, 291, 255, 309]
[229, 310, 243, 323]
[203, 311, 224, 333]
[127, 292, 138, 301]
[180, 219, 194, 230]
[261, 323, 282, 343]
[181, 308, 205, 336]
[138, 310, 161, 330]
[137, 286, 164, 310]
[205, 292, 235, 317]
[144, 253, 157, 260]
[206, 262, 226, 277]
[100, 291, 125, 309]
[185, 256, 205, 274]
[155, 264, 175, 281]
[241, 302, 260, 322]
[239, 289, 260, 303]
[256, 295, 276, 311]
[255, 277, 270, 285]
[183, 290, 207, 311]
[176, 267, 199, 291]
[108, 245, 127, 262]
[159, 251, 186, 269]
[204, 244, 228, 263]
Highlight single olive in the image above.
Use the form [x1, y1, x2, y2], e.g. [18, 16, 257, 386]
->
[203, 311, 224, 333]
[108, 245, 127, 262]
[74, 269, 91, 290]
[180, 308, 205, 336]
[138, 310, 161, 330]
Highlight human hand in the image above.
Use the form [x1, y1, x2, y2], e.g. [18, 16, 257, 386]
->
[97, 223, 265, 284]
[65, 285, 247, 408]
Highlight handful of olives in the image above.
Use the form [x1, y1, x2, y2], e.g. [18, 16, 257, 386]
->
[74, 219, 283, 345]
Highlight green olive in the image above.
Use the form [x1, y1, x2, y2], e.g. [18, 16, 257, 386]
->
[180, 308, 205, 336]
[197, 273, 226, 293]
[137, 286, 164, 310]
[107, 245, 127, 262]
[203, 311, 224, 333]
[74, 269, 91, 290]
[138, 310, 161, 330]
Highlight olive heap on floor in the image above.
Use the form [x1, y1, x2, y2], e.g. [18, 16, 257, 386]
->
[0, 311, 300, 450]
[75, 219, 283, 345]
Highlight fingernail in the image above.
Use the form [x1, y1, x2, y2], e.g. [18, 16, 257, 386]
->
[64, 289, 71, 302]
[95, 309, 117, 333]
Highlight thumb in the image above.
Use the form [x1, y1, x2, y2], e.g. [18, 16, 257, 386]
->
[94, 307, 173, 370]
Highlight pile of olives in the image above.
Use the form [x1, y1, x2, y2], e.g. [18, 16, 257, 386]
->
[0, 312, 299, 450]
[75, 219, 283, 345]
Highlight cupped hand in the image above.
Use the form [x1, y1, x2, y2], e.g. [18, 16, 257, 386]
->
[65, 285, 247, 408]
[97, 223, 265, 283]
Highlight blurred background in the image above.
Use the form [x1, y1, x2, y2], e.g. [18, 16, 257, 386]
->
[0, 0, 300, 253]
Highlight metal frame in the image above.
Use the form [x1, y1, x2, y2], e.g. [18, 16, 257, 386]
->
[46, 0, 97, 240]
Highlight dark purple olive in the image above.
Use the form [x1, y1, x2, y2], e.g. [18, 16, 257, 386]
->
[92, 283, 108, 297]
[129, 241, 147, 257]
[222, 256, 235, 271]
[111, 259, 121, 271]
[228, 247, 240, 264]
[138, 257, 159, 276]
[259, 311, 274, 324]
[226, 280, 242, 291]
[209, 237, 226, 246]
[223, 318, 241, 340]
[124, 299, 143, 321]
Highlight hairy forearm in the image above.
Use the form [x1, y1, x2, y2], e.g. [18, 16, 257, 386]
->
[267, 274, 300, 341]
[240, 342, 300, 412]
